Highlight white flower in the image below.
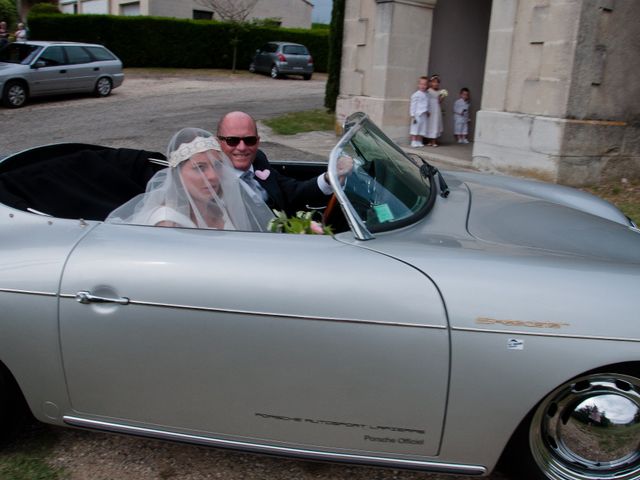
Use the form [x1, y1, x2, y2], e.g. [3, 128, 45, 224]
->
[439, 89, 448, 98]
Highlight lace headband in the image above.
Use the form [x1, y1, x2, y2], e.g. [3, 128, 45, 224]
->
[168, 136, 221, 167]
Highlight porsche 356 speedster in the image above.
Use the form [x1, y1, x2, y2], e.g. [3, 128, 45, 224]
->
[0, 112, 638, 480]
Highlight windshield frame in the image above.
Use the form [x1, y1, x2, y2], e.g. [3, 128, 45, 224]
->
[328, 112, 436, 240]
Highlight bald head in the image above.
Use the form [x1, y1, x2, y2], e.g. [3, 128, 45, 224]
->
[217, 111, 258, 136]
[217, 111, 260, 171]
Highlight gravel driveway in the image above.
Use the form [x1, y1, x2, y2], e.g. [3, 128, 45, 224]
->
[0, 69, 328, 156]
[45, 427, 511, 480]
[2, 69, 512, 480]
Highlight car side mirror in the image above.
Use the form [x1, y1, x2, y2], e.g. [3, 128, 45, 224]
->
[31, 60, 46, 69]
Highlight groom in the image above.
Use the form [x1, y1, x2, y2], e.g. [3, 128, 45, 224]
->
[216, 111, 333, 215]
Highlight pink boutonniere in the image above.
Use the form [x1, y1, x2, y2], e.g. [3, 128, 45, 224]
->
[254, 169, 270, 181]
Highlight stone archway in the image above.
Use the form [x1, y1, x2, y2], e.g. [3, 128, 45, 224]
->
[336, 0, 492, 144]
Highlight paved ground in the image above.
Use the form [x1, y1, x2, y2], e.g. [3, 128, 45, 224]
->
[262, 126, 476, 172]
[1, 67, 476, 172]
[0, 69, 328, 156]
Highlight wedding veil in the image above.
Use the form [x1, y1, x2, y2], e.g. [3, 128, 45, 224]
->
[106, 128, 273, 231]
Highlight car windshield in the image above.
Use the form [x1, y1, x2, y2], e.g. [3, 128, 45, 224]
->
[329, 113, 434, 237]
[0, 43, 41, 64]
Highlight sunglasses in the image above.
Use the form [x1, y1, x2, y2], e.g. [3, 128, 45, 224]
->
[218, 136, 259, 147]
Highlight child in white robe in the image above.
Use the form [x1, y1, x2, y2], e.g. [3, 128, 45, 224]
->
[425, 75, 445, 147]
[453, 88, 471, 144]
[409, 76, 429, 148]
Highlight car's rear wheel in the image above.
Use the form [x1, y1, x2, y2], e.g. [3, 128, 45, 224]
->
[505, 370, 640, 480]
[270, 65, 280, 79]
[2, 81, 28, 108]
[303, 73, 312, 80]
[95, 77, 112, 97]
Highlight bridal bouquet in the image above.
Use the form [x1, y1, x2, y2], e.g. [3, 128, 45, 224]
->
[439, 89, 449, 99]
[268, 210, 333, 235]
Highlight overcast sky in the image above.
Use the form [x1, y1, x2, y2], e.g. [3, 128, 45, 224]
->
[312, 0, 333, 24]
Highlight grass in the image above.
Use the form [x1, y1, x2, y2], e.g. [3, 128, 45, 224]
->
[0, 425, 67, 480]
[582, 179, 640, 225]
[263, 109, 335, 135]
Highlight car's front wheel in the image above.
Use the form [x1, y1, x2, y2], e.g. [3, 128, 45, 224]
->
[505, 370, 640, 480]
[94, 77, 112, 97]
[249, 62, 256, 73]
[2, 81, 28, 108]
[270, 65, 280, 79]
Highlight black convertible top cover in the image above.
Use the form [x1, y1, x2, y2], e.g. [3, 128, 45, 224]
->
[0, 145, 163, 221]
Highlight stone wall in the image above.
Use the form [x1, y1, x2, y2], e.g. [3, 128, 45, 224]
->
[473, 0, 639, 185]
[337, 0, 436, 139]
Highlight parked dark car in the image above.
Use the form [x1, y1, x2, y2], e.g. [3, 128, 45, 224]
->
[249, 41, 313, 80]
[0, 41, 124, 108]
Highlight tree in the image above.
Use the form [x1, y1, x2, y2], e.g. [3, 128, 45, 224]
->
[194, 0, 258, 73]
[194, 0, 258, 23]
[324, 0, 344, 113]
[0, 0, 18, 27]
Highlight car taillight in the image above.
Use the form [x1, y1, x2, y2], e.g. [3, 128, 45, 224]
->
[277, 53, 286, 62]
[308, 55, 314, 65]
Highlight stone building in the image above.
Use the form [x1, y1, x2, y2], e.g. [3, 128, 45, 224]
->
[336, 0, 640, 185]
[57, 0, 313, 29]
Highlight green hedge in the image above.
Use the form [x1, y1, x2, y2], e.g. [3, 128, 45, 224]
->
[27, 13, 329, 71]
[324, 0, 344, 112]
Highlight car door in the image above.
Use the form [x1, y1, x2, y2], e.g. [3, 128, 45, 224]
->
[28, 45, 69, 95]
[61, 46, 96, 92]
[59, 224, 449, 458]
[255, 43, 275, 72]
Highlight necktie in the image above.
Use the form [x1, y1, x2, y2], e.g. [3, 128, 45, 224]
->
[241, 170, 268, 202]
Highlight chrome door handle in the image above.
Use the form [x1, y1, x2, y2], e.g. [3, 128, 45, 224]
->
[75, 291, 130, 305]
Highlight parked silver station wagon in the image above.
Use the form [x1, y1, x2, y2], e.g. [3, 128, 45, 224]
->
[0, 40, 124, 108]
[249, 41, 314, 80]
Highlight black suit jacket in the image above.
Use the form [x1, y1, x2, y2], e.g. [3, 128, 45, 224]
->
[252, 149, 329, 215]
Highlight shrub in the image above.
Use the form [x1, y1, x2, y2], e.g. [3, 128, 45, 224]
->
[26, 13, 329, 71]
[0, 0, 18, 28]
[28, 2, 61, 16]
[324, 0, 344, 111]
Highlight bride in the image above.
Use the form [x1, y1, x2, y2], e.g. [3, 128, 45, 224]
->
[107, 127, 273, 231]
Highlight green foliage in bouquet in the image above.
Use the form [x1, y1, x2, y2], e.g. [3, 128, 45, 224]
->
[268, 210, 333, 235]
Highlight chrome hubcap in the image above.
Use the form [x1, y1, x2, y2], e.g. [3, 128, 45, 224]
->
[8, 85, 25, 106]
[97, 78, 111, 95]
[530, 373, 640, 480]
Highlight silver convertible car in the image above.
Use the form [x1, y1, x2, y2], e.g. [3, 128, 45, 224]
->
[0, 113, 638, 480]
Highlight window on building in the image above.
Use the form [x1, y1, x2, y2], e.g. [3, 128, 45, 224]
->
[120, 2, 140, 16]
[193, 10, 213, 20]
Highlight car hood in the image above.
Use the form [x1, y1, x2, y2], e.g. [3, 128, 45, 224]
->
[0, 62, 25, 74]
[338, 174, 640, 339]
[453, 173, 640, 264]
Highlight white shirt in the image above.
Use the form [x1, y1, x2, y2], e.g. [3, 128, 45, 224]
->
[410, 90, 429, 118]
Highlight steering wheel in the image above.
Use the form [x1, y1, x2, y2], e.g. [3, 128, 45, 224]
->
[323, 193, 338, 226]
